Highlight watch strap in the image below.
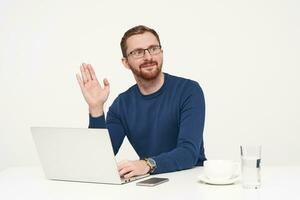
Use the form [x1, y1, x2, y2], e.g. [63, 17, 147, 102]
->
[144, 158, 156, 173]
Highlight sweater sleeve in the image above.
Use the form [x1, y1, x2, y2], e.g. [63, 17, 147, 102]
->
[89, 114, 106, 128]
[151, 82, 206, 174]
[88, 98, 126, 155]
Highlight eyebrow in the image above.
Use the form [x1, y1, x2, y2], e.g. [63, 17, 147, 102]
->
[129, 44, 160, 52]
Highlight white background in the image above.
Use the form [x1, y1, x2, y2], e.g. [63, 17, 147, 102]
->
[0, 0, 299, 171]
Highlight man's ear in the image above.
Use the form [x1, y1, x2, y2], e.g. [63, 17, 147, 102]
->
[122, 57, 130, 70]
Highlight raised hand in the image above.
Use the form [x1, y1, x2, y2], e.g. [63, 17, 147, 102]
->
[76, 63, 110, 117]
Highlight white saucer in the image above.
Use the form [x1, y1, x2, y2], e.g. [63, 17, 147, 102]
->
[198, 174, 240, 185]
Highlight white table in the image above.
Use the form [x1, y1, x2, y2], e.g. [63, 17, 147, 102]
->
[0, 166, 299, 200]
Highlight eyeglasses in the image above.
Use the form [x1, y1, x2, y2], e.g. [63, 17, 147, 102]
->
[127, 45, 162, 59]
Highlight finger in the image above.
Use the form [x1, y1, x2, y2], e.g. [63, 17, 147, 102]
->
[85, 64, 93, 81]
[80, 64, 88, 83]
[117, 160, 129, 171]
[76, 74, 84, 90]
[124, 171, 136, 179]
[103, 78, 110, 86]
[117, 161, 132, 175]
[103, 78, 110, 91]
[119, 166, 133, 177]
[88, 64, 98, 80]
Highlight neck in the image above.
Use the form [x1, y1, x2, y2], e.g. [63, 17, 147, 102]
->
[135, 72, 165, 95]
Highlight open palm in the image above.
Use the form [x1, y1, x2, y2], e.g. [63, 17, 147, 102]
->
[76, 64, 110, 109]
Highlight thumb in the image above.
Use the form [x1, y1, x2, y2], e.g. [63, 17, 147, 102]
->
[103, 78, 110, 89]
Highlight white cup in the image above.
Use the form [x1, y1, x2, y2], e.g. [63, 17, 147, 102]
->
[204, 160, 239, 181]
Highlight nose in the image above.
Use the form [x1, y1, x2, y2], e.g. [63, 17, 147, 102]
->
[143, 49, 152, 59]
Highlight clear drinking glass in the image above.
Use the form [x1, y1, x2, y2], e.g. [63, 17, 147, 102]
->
[240, 145, 262, 189]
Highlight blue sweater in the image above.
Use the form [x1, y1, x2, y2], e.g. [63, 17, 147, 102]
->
[89, 73, 206, 174]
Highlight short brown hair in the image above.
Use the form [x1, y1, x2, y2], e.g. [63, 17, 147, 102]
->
[120, 25, 161, 58]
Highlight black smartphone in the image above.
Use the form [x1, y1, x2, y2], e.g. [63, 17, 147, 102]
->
[136, 177, 169, 186]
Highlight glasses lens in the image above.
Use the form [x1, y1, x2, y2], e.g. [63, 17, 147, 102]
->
[149, 46, 161, 54]
[130, 49, 143, 58]
[129, 46, 161, 58]
[138, 49, 146, 57]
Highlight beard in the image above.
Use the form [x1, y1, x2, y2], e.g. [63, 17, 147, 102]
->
[129, 60, 162, 81]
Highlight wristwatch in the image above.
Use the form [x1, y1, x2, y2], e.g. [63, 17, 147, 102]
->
[144, 158, 157, 173]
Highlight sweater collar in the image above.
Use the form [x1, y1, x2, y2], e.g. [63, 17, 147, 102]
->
[136, 73, 169, 99]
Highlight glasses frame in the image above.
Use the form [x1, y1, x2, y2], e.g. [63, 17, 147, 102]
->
[127, 45, 162, 59]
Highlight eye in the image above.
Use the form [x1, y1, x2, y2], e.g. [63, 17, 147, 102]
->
[132, 49, 144, 55]
[149, 46, 160, 53]
[149, 47, 156, 52]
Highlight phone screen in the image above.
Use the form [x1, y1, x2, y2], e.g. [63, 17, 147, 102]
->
[136, 177, 169, 186]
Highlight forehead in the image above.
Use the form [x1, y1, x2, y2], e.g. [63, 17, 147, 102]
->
[126, 32, 159, 51]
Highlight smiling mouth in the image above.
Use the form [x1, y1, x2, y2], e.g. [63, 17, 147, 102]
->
[140, 62, 157, 68]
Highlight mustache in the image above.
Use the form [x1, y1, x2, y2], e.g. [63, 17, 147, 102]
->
[140, 61, 158, 68]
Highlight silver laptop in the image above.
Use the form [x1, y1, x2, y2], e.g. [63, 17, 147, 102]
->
[31, 127, 149, 184]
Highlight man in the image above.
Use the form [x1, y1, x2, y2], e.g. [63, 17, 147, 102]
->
[76, 25, 206, 179]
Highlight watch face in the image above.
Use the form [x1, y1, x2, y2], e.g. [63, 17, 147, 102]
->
[148, 158, 156, 168]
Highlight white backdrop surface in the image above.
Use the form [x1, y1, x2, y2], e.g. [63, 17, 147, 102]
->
[1, 0, 299, 171]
